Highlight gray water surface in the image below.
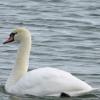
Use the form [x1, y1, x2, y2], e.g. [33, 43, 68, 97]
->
[0, 0, 100, 100]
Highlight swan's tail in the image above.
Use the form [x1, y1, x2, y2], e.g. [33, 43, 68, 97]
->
[92, 88, 99, 91]
[69, 88, 98, 97]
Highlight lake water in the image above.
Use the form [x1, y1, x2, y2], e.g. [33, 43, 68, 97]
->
[0, 0, 100, 100]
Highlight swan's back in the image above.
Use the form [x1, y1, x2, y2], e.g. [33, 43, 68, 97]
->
[10, 67, 93, 97]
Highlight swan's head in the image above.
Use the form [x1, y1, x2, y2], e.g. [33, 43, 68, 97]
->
[3, 27, 31, 44]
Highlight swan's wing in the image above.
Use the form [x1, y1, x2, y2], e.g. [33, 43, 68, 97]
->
[12, 67, 93, 96]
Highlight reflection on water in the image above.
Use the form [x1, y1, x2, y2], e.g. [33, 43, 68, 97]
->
[7, 93, 100, 100]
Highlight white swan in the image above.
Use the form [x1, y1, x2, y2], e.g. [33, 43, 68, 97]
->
[3, 27, 95, 97]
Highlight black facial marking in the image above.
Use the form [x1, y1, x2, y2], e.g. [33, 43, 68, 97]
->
[10, 32, 17, 37]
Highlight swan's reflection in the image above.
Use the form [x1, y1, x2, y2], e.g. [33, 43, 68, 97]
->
[9, 95, 73, 100]
[9, 93, 98, 100]
[10, 96, 40, 100]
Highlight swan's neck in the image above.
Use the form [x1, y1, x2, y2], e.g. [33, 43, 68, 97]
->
[6, 36, 31, 87]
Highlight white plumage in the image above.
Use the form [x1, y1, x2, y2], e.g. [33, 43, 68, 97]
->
[4, 28, 95, 97]
[8, 67, 93, 97]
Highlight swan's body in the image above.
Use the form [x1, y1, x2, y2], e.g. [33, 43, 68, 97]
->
[4, 28, 94, 97]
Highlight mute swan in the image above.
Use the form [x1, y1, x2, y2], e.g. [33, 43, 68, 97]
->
[3, 27, 95, 97]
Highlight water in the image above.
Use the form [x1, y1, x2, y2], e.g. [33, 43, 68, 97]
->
[0, 0, 100, 99]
